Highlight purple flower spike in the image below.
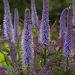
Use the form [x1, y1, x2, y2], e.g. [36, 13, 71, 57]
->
[59, 8, 68, 38]
[72, 0, 75, 25]
[39, 0, 50, 45]
[31, 0, 39, 30]
[59, 8, 68, 49]
[22, 8, 34, 71]
[13, 8, 19, 44]
[63, 8, 73, 58]
[3, 0, 13, 41]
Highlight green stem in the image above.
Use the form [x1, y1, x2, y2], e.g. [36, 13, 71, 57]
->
[27, 67, 29, 75]
[66, 57, 69, 71]
[16, 43, 23, 75]
[65, 57, 69, 75]
[44, 48, 46, 65]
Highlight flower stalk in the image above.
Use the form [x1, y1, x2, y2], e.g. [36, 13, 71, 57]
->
[59, 8, 68, 49]
[31, 0, 39, 31]
[22, 8, 34, 75]
[39, 0, 50, 45]
[63, 8, 73, 72]
[3, 0, 13, 41]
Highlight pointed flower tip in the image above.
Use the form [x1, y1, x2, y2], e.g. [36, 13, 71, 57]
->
[14, 8, 19, 43]
[14, 8, 18, 11]
[14, 8, 19, 17]
[14, 8, 19, 24]
[25, 8, 30, 15]
[24, 8, 31, 21]
[31, 0, 39, 30]
[63, 8, 73, 58]
[59, 8, 68, 37]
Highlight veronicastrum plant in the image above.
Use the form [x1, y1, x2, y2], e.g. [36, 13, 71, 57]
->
[1, 0, 75, 75]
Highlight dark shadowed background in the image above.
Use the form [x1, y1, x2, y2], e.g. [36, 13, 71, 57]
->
[0, 0, 71, 28]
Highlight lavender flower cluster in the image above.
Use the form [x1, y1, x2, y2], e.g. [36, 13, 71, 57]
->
[3, 0, 13, 41]
[2, 0, 75, 75]
[22, 8, 34, 71]
[63, 8, 73, 58]
[39, 0, 50, 45]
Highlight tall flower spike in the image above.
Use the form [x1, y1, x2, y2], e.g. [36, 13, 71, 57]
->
[22, 8, 34, 73]
[59, 8, 68, 49]
[13, 8, 19, 44]
[39, 0, 50, 45]
[72, 0, 75, 25]
[63, 8, 73, 58]
[59, 8, 68, 38]
[3, 0, 13, 41]
[31, 0, 39, 31]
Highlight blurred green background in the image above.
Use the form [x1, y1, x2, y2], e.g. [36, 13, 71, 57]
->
[0, 0, 71, 28]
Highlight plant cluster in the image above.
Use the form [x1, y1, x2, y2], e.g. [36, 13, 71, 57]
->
[0, 0, 75, 75]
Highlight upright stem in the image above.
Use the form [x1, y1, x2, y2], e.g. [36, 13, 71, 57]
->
[17, 43, 23, 75]
[65, 57, 69, 75]
[66, 57, 69, 72]
[27, 66, 33, 75]
[44, 47, 47, 65]
[27, 67, 29, 75]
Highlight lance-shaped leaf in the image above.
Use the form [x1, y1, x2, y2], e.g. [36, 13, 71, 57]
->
[31, 0, 39, 31]
[3, 0, 13, 41]
[63, 8, 73, 58]
[22, 8, 34, 73]
[13, 8, 19, 44]
[39, 0, 50, 45]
